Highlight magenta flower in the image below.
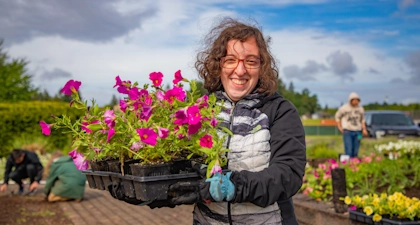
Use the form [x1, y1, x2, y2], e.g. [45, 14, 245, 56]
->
[210, 117, 218, 127]
[140, 105, 152, 121]
[68, 149, 89, 170]
[173, 70, 183, 84]
[174, 109, 188, 126]
[158, 127, 169, 138]
[188, 122, 202, 135]
[149, 72, 163, 87]
[61, 80, 81, 96]
[119, 99, 128, 112]
[104, 110, 116, 128]
[107, 128, 115, 142]
[39, 121, 52, 136]
[187, 105, 202, 125]
[164, 86, 186, 104]
[93, 148, 102, 153]
[129, 87, 140, 101]
[114, 76, 131, 94]
[196, 95, 208, 108]
[349, 205, 357, 211]
[199, 134, 213, 148]
[136, 128, 158, 146]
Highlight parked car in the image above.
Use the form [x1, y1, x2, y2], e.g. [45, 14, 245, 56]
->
[364, 110, 420, 138]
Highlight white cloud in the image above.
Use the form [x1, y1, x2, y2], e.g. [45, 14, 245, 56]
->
[3, 0, 418, 108]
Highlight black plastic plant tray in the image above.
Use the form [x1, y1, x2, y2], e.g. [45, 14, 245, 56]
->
[94, 171, 114, 191]
[123, 172, 200, 201]
[349, 210, 420, 225]
[82, 170, 97, 189]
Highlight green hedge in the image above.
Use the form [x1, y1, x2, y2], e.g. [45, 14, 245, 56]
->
[0, 101, 84, 157]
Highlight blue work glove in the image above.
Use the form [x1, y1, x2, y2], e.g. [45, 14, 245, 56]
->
[206, 172, 234, 202]
[168, 169, 235, 205]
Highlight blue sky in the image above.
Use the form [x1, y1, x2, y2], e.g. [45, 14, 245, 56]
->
[1, 0, 419, 108]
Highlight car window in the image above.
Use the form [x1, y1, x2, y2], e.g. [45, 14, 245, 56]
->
[371, 113, 415, 126]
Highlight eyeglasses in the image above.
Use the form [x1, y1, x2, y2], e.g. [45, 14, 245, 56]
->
[220, 56, 261, 69]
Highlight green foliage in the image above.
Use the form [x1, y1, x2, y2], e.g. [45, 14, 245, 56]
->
[277, 79, 320, 115]
[0, 101, 84, 157]
[345, 155, 420, 197]
[306, 142, 339, 159]
[0, 40, 39, 101]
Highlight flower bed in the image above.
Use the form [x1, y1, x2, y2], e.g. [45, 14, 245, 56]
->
[300, 140, 420, 223]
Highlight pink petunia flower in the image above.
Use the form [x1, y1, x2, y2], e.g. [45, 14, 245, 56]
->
[164, 86, 186, 104]
[39, 121, 52, 136]
[188, 122, 202, 135]
[130, 141, 144, 152]
[61, 80, 81, 96]
[199, 134, 213, 148]
[158, 127, 169, 139]
[349, 205, 357, 211]
[187, 105, 202, 125]
[149, 72, 163, 87]
[210, 117, 218, 127]
[107, 128, 115, 142]
[174, 108, 188, 126]
[114, 76, 131, 94]
[173, 70, 183, 84]
[156, 91, 165, 101]
[140, 105, 152, 121]
[68, 149, 89, 170]
[119, 99, 128, 112]
[128, 87, 140, 101]
[136, 128, 158, 146]
[196, 95, 208, 108]
[210, 162, 222, 176]
[104, 110, 116, 128]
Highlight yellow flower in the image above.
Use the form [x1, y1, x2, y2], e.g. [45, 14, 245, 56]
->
[344, 196, 352, 205]
[380, 193, 387, 199]
[372, 214, 382, 222]
[364, 206, 373, 216]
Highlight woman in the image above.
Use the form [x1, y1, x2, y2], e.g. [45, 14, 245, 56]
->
[169, 18, 306, 225]
[44, 151, 86, 202]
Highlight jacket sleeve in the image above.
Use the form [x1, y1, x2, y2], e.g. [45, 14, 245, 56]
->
[3, 157, 14, 184]
[229, 99, 306, 208]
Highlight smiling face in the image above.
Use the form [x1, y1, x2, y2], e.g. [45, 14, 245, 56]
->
[221, 37, 260, 102]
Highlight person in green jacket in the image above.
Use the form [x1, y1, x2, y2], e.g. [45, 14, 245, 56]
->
[44, 151, 86, 202]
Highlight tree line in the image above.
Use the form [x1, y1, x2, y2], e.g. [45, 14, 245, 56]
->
[1, 40, 420, 115]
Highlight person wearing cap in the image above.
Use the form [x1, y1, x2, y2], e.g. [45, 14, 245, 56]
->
[335, 92, 368, 158]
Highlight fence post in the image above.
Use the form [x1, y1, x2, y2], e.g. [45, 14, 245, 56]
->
[331, 168, 348, 213]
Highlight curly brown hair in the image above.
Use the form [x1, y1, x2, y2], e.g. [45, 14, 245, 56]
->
[195, 17, 278, 95]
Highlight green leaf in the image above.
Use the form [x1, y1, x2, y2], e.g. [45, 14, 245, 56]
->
[220, 126, 233, 136]
[86, 124, 102, 131]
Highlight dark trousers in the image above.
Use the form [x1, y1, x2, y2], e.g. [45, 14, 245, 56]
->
[343, 130, 361, 158]
[278, 198, 299, 225]
[9, 164, 40, 187]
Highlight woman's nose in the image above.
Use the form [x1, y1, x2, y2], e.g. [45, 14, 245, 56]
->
[234, 60, 247, 76]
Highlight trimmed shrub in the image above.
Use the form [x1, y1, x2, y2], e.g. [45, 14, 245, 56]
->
[0, 101, 84, 157]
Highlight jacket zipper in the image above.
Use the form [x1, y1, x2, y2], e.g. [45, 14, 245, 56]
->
[226, 102, 235, 225]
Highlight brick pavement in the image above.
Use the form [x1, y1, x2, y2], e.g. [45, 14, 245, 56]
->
[58, 185, 194, 225]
